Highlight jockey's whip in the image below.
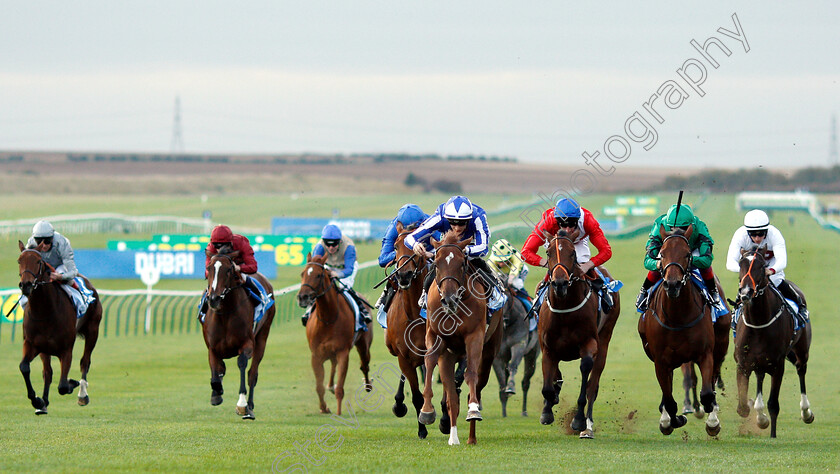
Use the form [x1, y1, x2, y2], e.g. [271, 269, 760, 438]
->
[5, 299, 20, 319]
[674, 190, 684, 224]
[372, 258, 414, 289]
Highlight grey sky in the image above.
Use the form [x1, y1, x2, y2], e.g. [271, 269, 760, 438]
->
[1, 1, 838, 169]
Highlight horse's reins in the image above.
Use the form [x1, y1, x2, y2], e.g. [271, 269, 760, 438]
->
[434, 243, 469, 294]
[301, 262, 342, 325]
[738, 252, 791, 330]
[649, 234, 708, 331]
[658, 234, 691, 287]
[209, 254, 244, 300]
[394, 254, 423, 290]
[545, 235, 592, 314]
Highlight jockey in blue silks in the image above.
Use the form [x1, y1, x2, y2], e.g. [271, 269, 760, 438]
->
[404, 195, 497, 308]
[374, 204, 439, 326]
[301, 224, 372, 331]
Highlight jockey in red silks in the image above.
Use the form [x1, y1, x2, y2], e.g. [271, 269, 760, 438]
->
[199, 224, 270, 319]
[520, 198, 614, 310]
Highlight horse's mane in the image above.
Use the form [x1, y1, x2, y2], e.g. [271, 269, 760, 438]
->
[671, 228, 687, 237]
[441, 231, 462, 245]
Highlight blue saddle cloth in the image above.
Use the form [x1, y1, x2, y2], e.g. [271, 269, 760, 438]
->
[731, 285, 807, 338]
[340, 290, 368, 332]
[243, 276, 274, 327]
[640, 269, 729, 322]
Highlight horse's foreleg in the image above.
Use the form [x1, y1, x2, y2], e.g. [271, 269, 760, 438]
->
[39, 354, 53, 413]
[754, 372, 769, 429]
[735, 366, 752, 418]
[20, 341, 46, 413]
[654, 362, 682, 435]
[698, 351, 720, 436]
[713, 314, 731, 392]
[78, 305, 100, 407]
[438, 352, 460, 445]
[507, 340, 527, 394]
[418, 332, 442, 426]
[245, 335, 270, 418]
[539, 352, 559, 425]
[311, 354, 329, 414]
[56, 348, 78, 396]
[462, 332, 484, 427]
[796, 357, 814, 424]
[355, 330, 373, 391]
[334, 349, 351, 416]
[572, 338, 597, 436]
[767, 364, 785, 438]
[328, 360, 337, 394]
[492, 354, 508, 417]
[391, 372, 407, 417]
[521, 343, 538, 417]
[680, 363, 694, 415]
[235, 352, 252, 419]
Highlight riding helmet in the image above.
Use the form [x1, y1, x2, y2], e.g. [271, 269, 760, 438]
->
[744, 209, 770, 231]
[665, 204, 694, 229]
[210, 225, 234, 243]
[32, 220, 55, 238]
[442, 196, 473, 220]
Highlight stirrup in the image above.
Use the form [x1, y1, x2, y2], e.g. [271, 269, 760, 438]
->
[418, 291, 427, 308]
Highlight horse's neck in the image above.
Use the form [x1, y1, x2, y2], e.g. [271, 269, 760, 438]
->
[318, 283, 344, 311]
[744, 286, 783, 324]
[658, 283, 702, 318]
[548, 277, 588, 305]
[27, 283, 68, 321]
[398, 280, 424, 320]
[217, 288, 249, 317]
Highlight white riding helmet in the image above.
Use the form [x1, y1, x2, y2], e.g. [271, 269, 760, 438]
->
[32, 220, 55, 238]
[744, 209, 770, 231]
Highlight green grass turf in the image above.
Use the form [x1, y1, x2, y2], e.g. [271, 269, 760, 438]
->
[1, 193, 839, 471]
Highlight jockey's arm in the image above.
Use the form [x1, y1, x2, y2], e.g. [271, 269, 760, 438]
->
[378, 221, 398, 268]
[691, 220, 715, 269]
[583, 215, 612, 267]
[725, 229, 746, 273]
[520, 232, 547, 267]
[464, 214, 490, 258]
[236, 239, 258, 274]
[767, 226, 787, 274]
[57, 238, 78, 281]
[336, 245, 357, 279]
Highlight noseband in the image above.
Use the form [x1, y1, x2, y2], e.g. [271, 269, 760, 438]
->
[659, 234, 691, 287]
[301, 262, 330, 300]
[739, 252, 769, 298]
[395, 254, 423, 289]
[549, 235, 581, 286]
[208, 254, 243, 300]
[434, 243, 468, 292]
[19, 249, 52, 292]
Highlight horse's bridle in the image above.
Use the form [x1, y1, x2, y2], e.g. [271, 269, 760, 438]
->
[548, 235, 582, 286]
[19, 249, 52, 293]
[659, 234, 691, 287]
[208, 254, 243, 300]
[395, 254, 423, 289]
[738, 251, 790, 330]
[739, 251, 770, 298]
[434, 243, 468, 292]
[301, 262, 330, 300]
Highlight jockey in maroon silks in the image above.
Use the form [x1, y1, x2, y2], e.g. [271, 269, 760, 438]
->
[199, 225, 268, 319]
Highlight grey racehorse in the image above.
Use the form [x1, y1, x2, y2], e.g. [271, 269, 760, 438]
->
[492, 286, 540, 417]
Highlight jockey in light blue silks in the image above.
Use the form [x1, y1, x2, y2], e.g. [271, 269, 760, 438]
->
[301, 224, 372, 331]
[374, 203, 438, 327]
[404, 195, 499, 310]
[21, 220, 95, 318]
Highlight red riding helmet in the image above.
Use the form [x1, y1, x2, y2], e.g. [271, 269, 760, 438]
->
[210, 225, 234, 244]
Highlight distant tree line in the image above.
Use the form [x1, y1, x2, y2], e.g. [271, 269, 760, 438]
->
[404, 172, 463, 193]
[369, 153, 517, 163]
[663, 166, 840, 192]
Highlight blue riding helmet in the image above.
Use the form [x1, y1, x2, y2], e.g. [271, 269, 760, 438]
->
[554, 198, 581, 219]
[321, 224, 342, 240]
[442, 195, 473, 220]
[396, 203, 425, 226]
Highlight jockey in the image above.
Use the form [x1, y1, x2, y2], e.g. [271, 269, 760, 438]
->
[405, 195, 496, 308]
[21, 220, 94, 317]
[725, 209, 808, 325]
[488, 238, 532, 311]
[635, 203, 726, 314]
[520, 197, 613, 310]
[374, 203, 436, 318]
[301, 224, 372, 330]
[200, 224, 271, 320]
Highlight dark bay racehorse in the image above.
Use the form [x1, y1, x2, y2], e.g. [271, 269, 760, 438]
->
[298, 253, 373, 416]
[537, 230, 621, 439]
[734, 246, 813, 438]
[418, 232, 503, 445]
[493, 285, 539, 417]
[384, 225, 431, 438]
[638, 225, 724, 436]
[17, 241, 102, 414]
[202, 251, 275, 420]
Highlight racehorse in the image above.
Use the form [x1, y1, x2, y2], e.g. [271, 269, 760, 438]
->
[492, 285, 539, 417]
[417, 231, 503, 445]
[17, 241, 102, 414]
[537, 229, 621, 439]
[298, 252, 373, 416]
[638, 225, 724, 436]
[202, 251, 275, 420]
[384, 225, 432, 439]
[734, 246, 813, 438]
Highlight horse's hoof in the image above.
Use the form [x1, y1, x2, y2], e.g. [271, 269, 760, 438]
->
[320, 408, 331, 414]
[682, 405, 694, 415]
[579, 429, 594, 439]
[210, 394, 223, 406]
[236, 404, 248, 416]
[802, 411, 815, 424]
[439, 415, 451, 435]
[465, 410, 482, 422]
[757, 413, 770, 430]
[327, 385, 336, 394]
[660, 424, 674, 435]
[418, 425, 428, 439]
[571, 416, 586, 432]
[672, 415, 688, 429]
[241, 408, 255, 420]
[521, 411, 528, 417]
[706, 422, 721, 437]
[78, 395, 90, 406]
[32, 397, 45, 410]
[540, 411, 554, 425]
[35, 408, 48, 415]
[736, 405, 750, 418]
[418, 410, 436, 426]
[392, 403, 408, 418]
[693, 409, 705, 419]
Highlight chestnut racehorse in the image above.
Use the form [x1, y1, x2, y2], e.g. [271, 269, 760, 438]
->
[734, 246, 813, 438]
[638, 225, 724, 436]
[417, 232, 503, 445]
[298, 253, 373, 415]
[202, 251, 275, 420]
[17, 241, 102, 414]
[537, 229, 621, 439]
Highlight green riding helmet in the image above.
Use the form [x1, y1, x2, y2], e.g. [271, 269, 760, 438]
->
[665, 204, 694, 229]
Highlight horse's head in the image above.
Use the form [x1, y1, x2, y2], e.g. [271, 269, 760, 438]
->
[205, 249, 242, 310]
[658, 224, 694, 298]
[297, 252, 330, 308]
[431, 232, 469, 312]
[394, 223, 422, 290]
[738, 245, 768, 305]
[17, 240, 50, 297]
[546, 228, 580, 298]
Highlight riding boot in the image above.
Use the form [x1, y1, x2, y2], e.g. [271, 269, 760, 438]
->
[301, 305, 312, 327]
[778, 281, 809, 327]
[197, 292, 208, 321]
[636, 278, 654, 312]
[704, 277, 728, 315]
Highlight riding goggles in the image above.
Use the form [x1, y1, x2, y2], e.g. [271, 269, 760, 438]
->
[212, 242, 230, 249]
[323, 239, 340, 248]
[34, 237, 53, 245]
[447, 219, 469, 227]
[747, 230, 767, 238]
[557, 217, 579, 228]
